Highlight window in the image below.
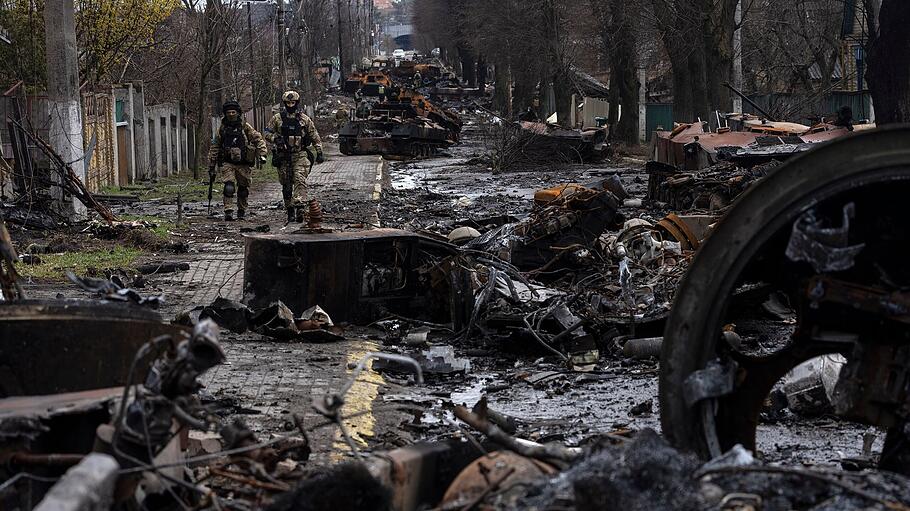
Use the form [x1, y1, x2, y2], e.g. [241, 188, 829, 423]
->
[115, 99, 126, 123]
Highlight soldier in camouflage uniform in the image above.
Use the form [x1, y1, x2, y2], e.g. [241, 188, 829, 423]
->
[265, 91, 325, 224]
[208, 100, 268, 221]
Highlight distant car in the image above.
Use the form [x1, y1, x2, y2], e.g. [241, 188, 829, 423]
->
[392, 49, 405, 59]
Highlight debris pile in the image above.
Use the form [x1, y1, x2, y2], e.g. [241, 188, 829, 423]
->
[482, 118, 611, 172]
[499, 429, 910, 511]
[177, 297, 345, 342]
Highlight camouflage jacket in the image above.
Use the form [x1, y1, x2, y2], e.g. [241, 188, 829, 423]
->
[208, 120, 268, 166]
[265, 110, 324, 153]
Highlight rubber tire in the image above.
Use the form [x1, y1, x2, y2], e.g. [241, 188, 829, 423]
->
[659, 125, 910, 458]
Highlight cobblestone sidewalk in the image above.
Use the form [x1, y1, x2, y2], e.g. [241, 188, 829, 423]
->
[156, 145, 384, 312]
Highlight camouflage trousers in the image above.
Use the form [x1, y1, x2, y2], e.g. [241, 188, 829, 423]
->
[221, 163, 252, 212]
[277, 151, 312, 208]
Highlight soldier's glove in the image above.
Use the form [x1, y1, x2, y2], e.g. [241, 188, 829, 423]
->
[316, 150, 325, 164]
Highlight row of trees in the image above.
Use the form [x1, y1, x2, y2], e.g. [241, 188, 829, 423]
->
[0, 0, 178, 87]
[0, 0, 375, 175]
[413, 0, 909, 141]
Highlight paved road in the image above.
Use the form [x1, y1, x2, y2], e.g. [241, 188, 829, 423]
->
[157, 145, 385, 310]
[166, 146, 405, 461]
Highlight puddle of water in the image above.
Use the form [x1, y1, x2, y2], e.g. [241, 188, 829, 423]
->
[450, 379, 488, 407]
[392, 171, 421, 191]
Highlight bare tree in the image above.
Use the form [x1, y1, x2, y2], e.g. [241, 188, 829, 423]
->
[418, 0, 581, 123]
[652, 0, 737, 123]
[743, 0, 847, 97]
[592, 0, 640, 144]
[180, 0, 240, 178]
[866, 0, 910, 124]
[289, 0, 331, 108]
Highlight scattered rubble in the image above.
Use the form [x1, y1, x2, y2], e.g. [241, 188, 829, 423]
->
[2, 48, 907, 511]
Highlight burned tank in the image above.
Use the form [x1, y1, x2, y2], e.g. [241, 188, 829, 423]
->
[339, 90, 461, 157]
[339, 116, 453, 157]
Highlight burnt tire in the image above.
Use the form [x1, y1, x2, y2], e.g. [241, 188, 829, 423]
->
[659, 125, 910, 458]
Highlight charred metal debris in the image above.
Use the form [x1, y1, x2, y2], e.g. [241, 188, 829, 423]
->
[229, 175, 699, 371]
[4, 55, 910, 511]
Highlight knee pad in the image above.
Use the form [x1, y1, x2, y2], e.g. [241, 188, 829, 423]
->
[237, 186, 249, 200]
[223, 181, 236, 197]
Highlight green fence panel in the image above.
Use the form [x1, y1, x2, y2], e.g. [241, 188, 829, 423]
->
[646, 103, 674, 141]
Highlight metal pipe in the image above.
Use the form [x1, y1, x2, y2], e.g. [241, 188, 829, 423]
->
[723, 82, 776, 121]
[9, 452, 85, 467]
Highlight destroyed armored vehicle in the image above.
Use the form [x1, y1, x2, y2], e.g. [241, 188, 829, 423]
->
[660, 126, 910, 475]
[339, 116, 454, 157]
[339, 90, 462, 157]
[344, 70, 393, 96]
[516, 121, 611, 163]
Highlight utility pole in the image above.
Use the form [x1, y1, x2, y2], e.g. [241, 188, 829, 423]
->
[336, 0, 346, 75]
[247, 2, 258, 129]
[277, 0, 287, 93]
[369, 0, 374, 55]
[346, 0, 354, 68]
[44, 0, 85, 217]
[352, 0, 359, 63]
[732, 0, 743, 113]
[295, 1, 315, 115]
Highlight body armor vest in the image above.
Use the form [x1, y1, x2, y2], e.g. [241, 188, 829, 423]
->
[221, 123, 247, 163]
[280, 111, 310, 149]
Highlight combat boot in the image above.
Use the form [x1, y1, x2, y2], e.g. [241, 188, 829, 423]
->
[224, 210, 234, 221]
[286, 207, 295, 224]
[295, 206, 306, 223]
[237, 209, 245, 220]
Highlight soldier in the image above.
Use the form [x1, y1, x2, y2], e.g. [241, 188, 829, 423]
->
[356, 99, 372, 119]
[335, 106, 350, 131]
[266, 91, 325, 224]
[209, 100, 268, 221]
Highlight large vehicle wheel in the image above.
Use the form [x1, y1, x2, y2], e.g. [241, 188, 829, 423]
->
[660, 126, 910, 467]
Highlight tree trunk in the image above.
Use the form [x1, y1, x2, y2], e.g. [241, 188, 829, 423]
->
[607, 79, 620, 128]
[671, 60, 693, 124]
[193, 80, 207, 180]
[553, 71, 573, 127]
[703, 0, 737, 114]
[867, 0, 910, 124]
[458, 44, 476, 87]
[477, 55, 487, 92]
[609, 0, 639, 144]
[492, 64, 511, 115]
[511, 68, 534, 118]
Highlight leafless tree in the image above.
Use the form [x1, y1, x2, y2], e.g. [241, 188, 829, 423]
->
[865, 0, 910, 124]
[743, 0, 848, 95]
[415, 0, 583, 123]
[591, 0, 640, 144]
[651, 0, 738, 123]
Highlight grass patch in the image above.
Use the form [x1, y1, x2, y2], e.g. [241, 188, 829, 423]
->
[102, 173, 220, 202]
[258, 161, 279, 182]
[16, 246, 142, 280]
[100, 164, 283, 202]
[118, 214, 176, 239]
